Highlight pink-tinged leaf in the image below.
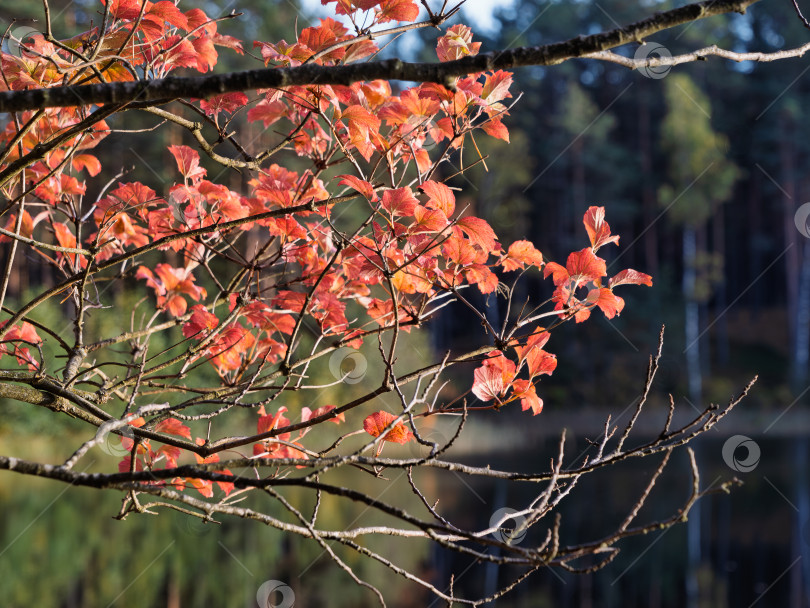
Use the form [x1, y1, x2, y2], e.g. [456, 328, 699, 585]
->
[419, 180, 455, 216]
[609, 269, 653, 288]
[482, 118, 510, 142]
[155, 418, 192, 439]
[481, 70, 513, 105]
[583, 206, 620, 251]
[302, 405, 345, 425]
[471, 351, 516, 402]
[363, 411, 414, 444]
[338, 174, 378, 201]
[457, 216, 497, 250]
[472, 362, 504, 401]
[247, 99, 287, 127]
[436, 24, 481, 62]
[381, 187, 418, 217]
[168, 145, 206, 182]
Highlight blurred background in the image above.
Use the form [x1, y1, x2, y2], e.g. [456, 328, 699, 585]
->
[1, 0, 809, 605]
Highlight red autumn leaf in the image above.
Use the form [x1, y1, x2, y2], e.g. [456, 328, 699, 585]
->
[456, 216, 497, 251]
[523, 348, 557, 378]
[137, 264, 207, 317]
[482, 118, 510, 143]
[412, 205, 448, 233]
[302, 405, 345, 425]
[566, 248, 607, 281]
[442, 235, 478, 266]
[155, 418, 192, 439]
[500, 240, 543, 271]
[258, 406, 289, 435]
[53, 222, 86, 268]
[464, 263, 499, 294]
[419, 180, 456, 216]
[247, 99, 287, 127]
[511, 379, 544, 415]
[148, 1, 190, 30]
[363, 410, 414, 444]
[272, 290, 307, 314]
[588, 287, 625, 319]
[71, 154, 102, 176]
[583, 206, 620, 251]
[341, 104, 380, 132]
[377, 0, 419, 23]
[381, 187, 418, 217]
[545, 248, 606, 287]
[102, 0, 143, 21]
[0, 211, 35, 242]
[199, 92, 249, 117]
[168, 145, 207, 183]
[609, 269, 654, 288]
[338, 174, 378, 201]
[183, 304, 219, 338]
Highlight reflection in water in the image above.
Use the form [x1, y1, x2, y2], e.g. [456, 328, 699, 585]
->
[0, 435, 807, 607]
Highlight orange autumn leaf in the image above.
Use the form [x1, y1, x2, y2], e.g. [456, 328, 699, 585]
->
[363, 411, 414, 445]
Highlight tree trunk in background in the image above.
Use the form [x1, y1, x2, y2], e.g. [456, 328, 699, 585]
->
[684, 227, 702, 405]
[697, 225, 711, 382]
[639, 89, 659, 278]
[780, 115, 801, 387]
[794, 241, 810, 389]
[791, 438, 809, 606]
[684, 225, 702, 608]
[714, 204, 730, 366]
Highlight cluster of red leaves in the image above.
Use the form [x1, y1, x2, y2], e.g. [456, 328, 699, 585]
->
[469, 207, 651, 416]
[0, 321, 42, 371]
[119, 417, 234, 498]
[252, 404, 344, 463]
[543, 207, 652, 323]
[1, 1, 241, 92]
[0, 2, 653, 491]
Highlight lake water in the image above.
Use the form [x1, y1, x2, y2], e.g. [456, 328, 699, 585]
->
[0, 433, 807, 607]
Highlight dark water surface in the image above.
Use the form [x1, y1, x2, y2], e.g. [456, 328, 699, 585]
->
[0, 433, 807, 607]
